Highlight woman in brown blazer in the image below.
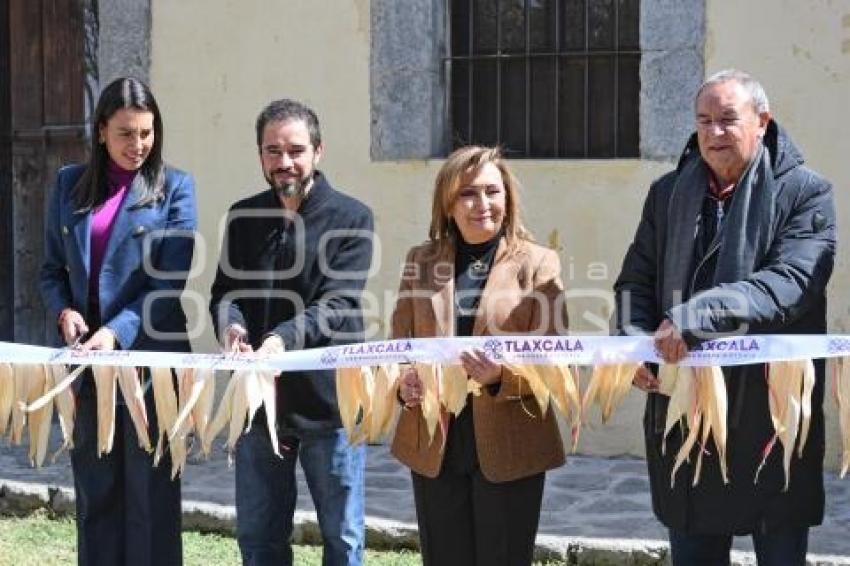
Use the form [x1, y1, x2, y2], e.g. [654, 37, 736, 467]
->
[390, 146, 569, 566]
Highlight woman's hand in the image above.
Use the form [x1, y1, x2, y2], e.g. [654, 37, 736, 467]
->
[632, 364, 659, 392]
[398, 365, 423, 407]
[460, 348, 501, 386]
[81, 327, 117, 351]
[58, 308, 88, 346]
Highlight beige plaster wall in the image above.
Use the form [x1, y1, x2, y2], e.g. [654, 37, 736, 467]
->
[150, 0, 850, 466]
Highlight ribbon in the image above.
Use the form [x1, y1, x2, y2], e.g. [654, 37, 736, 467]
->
[3, 334, 849, 371]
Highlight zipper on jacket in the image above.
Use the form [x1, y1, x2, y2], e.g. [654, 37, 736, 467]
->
[688, 200, 725, 299]
[689, 241, 721, 299]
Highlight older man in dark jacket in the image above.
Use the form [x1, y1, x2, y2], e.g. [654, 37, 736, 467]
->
[614, 69, 836, 565]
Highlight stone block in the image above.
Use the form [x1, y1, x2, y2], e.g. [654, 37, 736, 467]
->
[0, 480, 50, 516]
[641, 49, 704, 160]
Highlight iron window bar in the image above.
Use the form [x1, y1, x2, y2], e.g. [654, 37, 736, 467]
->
[445, 0, 640, 159]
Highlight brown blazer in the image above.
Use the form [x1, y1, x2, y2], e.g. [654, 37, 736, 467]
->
[389, 237, 568, 482]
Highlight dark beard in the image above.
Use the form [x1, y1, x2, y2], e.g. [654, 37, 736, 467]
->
[275, 179, 302, 198]
[269, 175, 312, 199]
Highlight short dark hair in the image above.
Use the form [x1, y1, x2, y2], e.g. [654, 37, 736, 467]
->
[255, 99, 322, 148]
[72, 77, 165, 210]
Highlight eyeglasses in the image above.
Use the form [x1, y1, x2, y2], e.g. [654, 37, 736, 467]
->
[695, 116, 744, 132]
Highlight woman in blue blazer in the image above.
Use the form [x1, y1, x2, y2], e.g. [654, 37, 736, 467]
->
[40, 77, 197, 566]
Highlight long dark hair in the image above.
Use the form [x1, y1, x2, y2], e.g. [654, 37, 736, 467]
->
[72, 77, 165, 211]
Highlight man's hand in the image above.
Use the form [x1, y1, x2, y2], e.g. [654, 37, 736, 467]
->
[257, 334, 285, 356]
[58, 308, 88, 346]
[460, 348, 501, 386]
[632, 364, 660, 392]
[80, 327, 117, 352]
[223, 323, 251, 353]
[654, 318, 688, 363]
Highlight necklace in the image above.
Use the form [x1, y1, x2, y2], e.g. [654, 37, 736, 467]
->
[459, 249, 491, 278]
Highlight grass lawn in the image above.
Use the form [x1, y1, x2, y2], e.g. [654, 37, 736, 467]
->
[0, 511, 567, 565]
[0, 511, 421, 565]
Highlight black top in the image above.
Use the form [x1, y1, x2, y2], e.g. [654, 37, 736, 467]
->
[209, 172, 374, 432]
[453, 232, 501, 336]
[442, 231, 500, 474]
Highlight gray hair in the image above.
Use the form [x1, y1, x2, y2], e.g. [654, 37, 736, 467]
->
[695, 69, 770, 114]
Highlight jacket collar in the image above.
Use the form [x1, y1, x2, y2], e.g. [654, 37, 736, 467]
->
[71, 173, 148, 278]
[428, 237, 515, 337]
[101, 174, 148, 266]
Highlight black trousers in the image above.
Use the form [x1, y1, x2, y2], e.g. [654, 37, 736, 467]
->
[668, 527, 809, 566]
[411, 410, 545, 566]
[411, 469, 544, 566]
[71, 376, 182, 566]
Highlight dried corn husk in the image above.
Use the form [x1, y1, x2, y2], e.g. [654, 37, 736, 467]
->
[242, 370, 263, 432]
[336, 366, 363, 440]
[0, 363, 13, 437]
[28, 364, 86, 414]
[219, 370, 248, 454]
[440, 364, 469, 416]
[582, 363, 642, 424]
[46, 364, 81, 459]
[117, 366, 152, 452]
[171, 368, 207, 450]
[256, 370, 281, 458]
[657, 364, 680, 397]
[197, 368, 278, 461]
[539, 364, 582, 450]
[191, 368, 216, 452]
[415, 362, 442, 445]
[502, 363, 552, 416]
[666, 366, 728, 487]
[11, 363, 50, 452]
[367, 364, 399, 442]
[25, 365, 52, 467]
[349, 366, 375, 445]
[93, 365, 117, 457]
[151, 366, 185, 477]
[662, 366, 696, 455]
[835, 358, 850, 478]
[204, 373, 238, 456]
[691, 366, 728, 485]
[174, 368, 197, 442]
[758, 360, 816, 490]
[540, 364, 581, 419]
[10, 363, 32, 444]
[228, 370, 258, 450]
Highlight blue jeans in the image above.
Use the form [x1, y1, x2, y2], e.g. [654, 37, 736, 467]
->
[669, 527, 809, 566]
[235, 421, 365, 566]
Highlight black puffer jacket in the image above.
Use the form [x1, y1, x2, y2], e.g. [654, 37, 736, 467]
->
[614, 121, 836, 534]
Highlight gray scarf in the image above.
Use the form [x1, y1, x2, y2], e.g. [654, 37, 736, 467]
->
[661, 144, 776, 312]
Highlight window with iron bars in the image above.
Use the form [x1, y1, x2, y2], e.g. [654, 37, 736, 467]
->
[447, 0, 640, 158]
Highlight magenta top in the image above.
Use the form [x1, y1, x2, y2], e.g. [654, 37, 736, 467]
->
[88, 159, 135, 309]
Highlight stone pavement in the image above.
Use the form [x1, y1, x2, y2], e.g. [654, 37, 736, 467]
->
[2, 427, 850, 564]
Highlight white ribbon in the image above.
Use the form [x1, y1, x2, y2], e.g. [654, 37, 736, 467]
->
[3, 334, 849, 372]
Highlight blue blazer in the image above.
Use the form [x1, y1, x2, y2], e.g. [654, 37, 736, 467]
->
[40, 164, 197, 351]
